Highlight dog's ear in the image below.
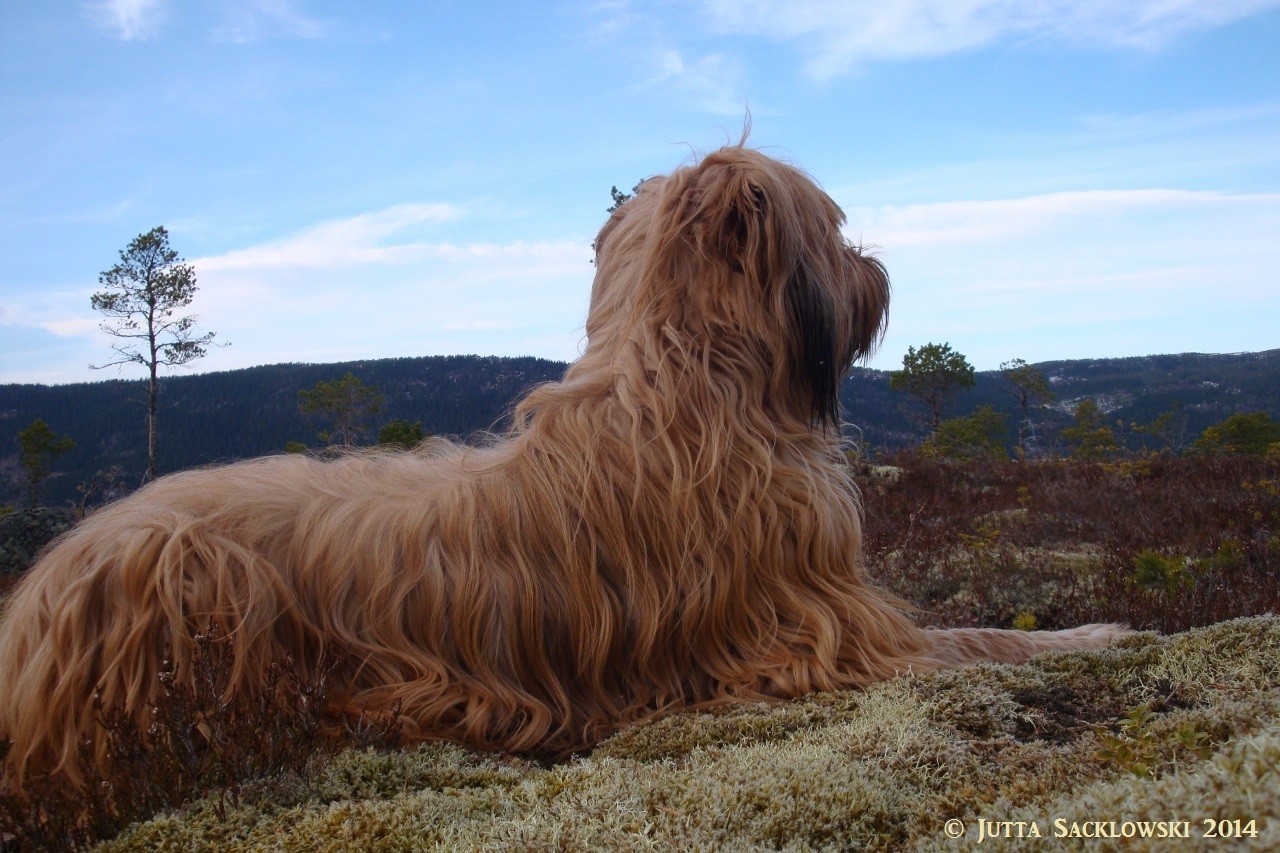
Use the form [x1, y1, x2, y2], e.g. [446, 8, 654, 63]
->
[701, 176, 765, 271]
[783, 243, 889, 430]
[785, 263, 841, 428]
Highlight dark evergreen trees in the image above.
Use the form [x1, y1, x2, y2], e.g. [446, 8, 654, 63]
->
[889, 342, 976, 434]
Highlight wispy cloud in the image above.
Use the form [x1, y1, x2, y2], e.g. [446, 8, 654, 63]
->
[580, 0, 640, 41]
[213, 0, 327, 43]
[195, 204, 462, 271]
[845, 189, 1280, 248]
[703, 0, 1280, 77]
[3, 202, 595, 383]
[86, 0, 165, 40]
[86, 0, 327, 42]
[0, 288, 100, 339]
[40, 318, 101, 338]
[641, 48, 745, 115]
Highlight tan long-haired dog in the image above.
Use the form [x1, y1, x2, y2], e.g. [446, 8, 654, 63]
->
[0, 145, 1125, 790]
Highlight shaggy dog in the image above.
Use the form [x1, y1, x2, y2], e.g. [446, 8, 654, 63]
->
[0, 145, 1125, 790]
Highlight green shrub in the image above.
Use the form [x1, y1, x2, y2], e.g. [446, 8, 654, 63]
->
[1193, 411, 1280, 456]
[1011, 612, 1038, 631]
[1061, 398, 1119, 460]
[922, 404, 1009, 461]
[1129, 550, 1194, 592]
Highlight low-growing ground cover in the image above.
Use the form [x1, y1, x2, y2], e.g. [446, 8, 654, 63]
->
[861, 455, 1280, 634]
[2, 455, 1277, 849]
[94, 619, 1280, 851]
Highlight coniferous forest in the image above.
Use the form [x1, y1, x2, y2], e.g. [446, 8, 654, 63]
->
[2, 348, 1278, 507]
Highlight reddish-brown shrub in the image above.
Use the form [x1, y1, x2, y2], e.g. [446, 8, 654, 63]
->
[860, 454, 1280, 633]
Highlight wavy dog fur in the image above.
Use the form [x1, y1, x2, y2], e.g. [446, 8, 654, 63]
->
[0, 145, 1126, 789]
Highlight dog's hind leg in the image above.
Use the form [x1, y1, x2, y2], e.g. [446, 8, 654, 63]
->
[925, 624, 1131, 667]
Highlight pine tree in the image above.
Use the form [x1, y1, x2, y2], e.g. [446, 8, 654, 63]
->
[91, 226, 220, 481]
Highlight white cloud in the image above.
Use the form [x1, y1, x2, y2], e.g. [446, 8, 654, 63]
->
[0, 289, 108, 384]
[703, 0, 1280, 77]
[441, 320, 518, 331]
[40, 318, 101, 338]
[2, 203, 596, 382]
[85, 0, 327, 42]
[0, 288, 98, 338]
[849, 188, 1280, 369]
[186, 205, 595, 370]
[581, 0, 639, 40]
[86, 0, 165, 40]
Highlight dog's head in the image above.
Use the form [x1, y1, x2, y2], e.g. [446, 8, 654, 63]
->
[588, 146, 889, 428]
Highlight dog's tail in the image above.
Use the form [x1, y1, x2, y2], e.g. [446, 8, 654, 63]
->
[0, 502, 311, 792]
[924, 624, 1131, 667]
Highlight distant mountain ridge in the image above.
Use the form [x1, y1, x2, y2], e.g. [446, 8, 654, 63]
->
[2, 348, 1277, 505]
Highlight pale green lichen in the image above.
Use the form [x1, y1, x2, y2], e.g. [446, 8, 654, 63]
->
[98, 616, 1280, 852]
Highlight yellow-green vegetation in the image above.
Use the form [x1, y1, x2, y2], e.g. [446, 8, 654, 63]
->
[1192, 411, 1280, 457]
[98, 617, 1280, 851]
[1011, 612, 1038, 631]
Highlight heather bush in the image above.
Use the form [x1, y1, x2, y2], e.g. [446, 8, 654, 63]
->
[860, 454, 1280, 633]
[0, 507, 75, 596]
[0, 629, 397, 850]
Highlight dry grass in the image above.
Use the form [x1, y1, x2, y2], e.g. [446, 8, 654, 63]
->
[2, 454, 1278, 849]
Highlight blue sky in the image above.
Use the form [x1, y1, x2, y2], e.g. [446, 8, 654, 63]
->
[2, 1, 1278, 385]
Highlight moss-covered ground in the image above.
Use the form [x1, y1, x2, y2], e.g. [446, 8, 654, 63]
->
[100, 617, 1280, 851]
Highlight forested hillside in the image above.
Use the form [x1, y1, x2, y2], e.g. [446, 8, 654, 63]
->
[2, 349, 1278, 506]
[0, 355, 565, 505]
[847, 349, 1280, 448]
